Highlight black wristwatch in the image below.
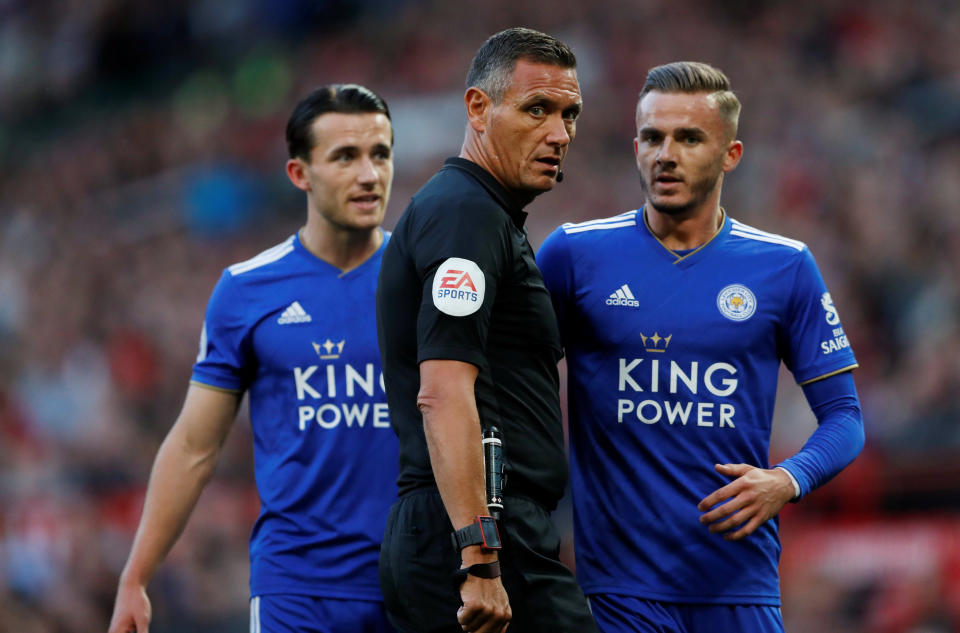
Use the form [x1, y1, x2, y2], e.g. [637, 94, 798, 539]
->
[452, 560, 501, 588]
[451, 515, 502, 552]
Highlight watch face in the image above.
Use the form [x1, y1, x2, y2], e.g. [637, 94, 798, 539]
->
[478, 515, 501, 549]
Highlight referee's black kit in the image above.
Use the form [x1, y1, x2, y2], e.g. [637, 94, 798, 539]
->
[377, 158, 596, 632]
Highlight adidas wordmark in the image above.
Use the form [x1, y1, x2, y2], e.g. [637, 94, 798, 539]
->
[606, 284, 639, 307]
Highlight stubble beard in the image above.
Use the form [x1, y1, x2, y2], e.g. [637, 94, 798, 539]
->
[639, 164, 724, 217]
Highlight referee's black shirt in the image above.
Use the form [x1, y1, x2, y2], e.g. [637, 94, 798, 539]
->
[377, 157, 567, 510]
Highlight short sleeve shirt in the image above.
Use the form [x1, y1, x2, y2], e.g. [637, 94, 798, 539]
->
[192, 233, 397, 600]
[377, 158, 567, 509]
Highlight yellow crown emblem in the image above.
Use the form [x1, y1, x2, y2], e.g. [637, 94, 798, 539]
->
[313, 339, 345, 359]
[640, 332, 671, 353]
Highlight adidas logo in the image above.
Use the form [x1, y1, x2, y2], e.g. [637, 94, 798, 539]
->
[606, 284, 639, 307]
[277, 301, 312, 324]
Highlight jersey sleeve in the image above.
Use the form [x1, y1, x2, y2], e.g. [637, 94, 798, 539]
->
[536, 226, 574, 343]
[413, 197, 511, 369]
[781, 248, 858, 384]
[190, 270, 253, 392]
[775, 371, 865, 498]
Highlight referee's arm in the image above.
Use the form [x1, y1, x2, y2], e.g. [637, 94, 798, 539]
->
[418, 359, 511, 633]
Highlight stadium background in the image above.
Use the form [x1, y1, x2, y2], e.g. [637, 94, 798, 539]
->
[1, 0, 959, 631]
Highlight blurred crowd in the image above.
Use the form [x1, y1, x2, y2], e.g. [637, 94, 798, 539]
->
[1, 0, 958, 631]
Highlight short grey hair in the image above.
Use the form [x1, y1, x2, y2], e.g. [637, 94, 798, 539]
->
[466, 27, 577, 103]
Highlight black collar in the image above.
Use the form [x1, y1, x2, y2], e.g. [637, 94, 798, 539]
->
[443, 157, 529, 229]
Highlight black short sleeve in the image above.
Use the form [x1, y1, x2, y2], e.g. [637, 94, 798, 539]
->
[377, 158, 568, 508]
[411, 195, 512, 368]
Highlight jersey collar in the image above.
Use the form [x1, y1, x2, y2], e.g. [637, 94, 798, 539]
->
[640, 206, 730, 267]
[292, 228, 388, 277]
[443, 157, 529, 229]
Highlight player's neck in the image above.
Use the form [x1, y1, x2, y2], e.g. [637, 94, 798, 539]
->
[299, 222, 383, 273]
[645, 203, 724, 252]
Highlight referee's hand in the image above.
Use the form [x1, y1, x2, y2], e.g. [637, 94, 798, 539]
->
[457, 573, 511, 633]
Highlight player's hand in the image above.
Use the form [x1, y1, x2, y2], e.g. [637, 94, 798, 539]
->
[107, 581, 152, 633]
[697, 463, 796, 541]
[457, 573, 511, 633]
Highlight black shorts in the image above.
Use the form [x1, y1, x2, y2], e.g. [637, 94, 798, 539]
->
[379, 489, 597, 633]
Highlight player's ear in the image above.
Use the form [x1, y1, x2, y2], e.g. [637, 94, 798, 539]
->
[464, 87, 491, 133]
[286, 157, 311, 192]
[722, 140, 743, 173]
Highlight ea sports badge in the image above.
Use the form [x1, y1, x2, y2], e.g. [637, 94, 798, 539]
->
[433, 257, 485, 316]
[717, 284, 757, 321]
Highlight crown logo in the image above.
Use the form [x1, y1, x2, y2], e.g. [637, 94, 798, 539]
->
[640, 332, 671, 353]
[313, 339, 345, 360]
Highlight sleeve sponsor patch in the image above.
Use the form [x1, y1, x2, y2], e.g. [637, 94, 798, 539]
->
[432, 257, 485, 316]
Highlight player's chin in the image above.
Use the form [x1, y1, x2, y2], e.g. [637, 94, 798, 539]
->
[346, 213, 384, 231]
[648, 195, 692, 216]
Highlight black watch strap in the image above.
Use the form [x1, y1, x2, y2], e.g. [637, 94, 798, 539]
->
[451, 516, 502, 551]
[452, 521, 483, 551]
[452, 561, 501, 588]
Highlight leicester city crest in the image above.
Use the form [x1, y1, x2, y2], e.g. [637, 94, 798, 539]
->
[717, 284, 757, 321]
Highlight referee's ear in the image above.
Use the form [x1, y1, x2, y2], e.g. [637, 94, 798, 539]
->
[464, 87, 492, 134]
[286, 157, 311, 193]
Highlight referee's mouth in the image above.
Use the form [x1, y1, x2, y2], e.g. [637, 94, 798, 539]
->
[536, 156, 561, 173]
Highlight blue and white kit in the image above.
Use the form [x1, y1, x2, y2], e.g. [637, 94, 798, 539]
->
[537, 209, 861, 605]
[192, 233, 397, 601]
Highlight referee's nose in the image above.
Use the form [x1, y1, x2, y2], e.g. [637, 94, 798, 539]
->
[544, 112, 572, 149]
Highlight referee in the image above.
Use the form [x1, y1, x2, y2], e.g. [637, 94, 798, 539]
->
[377, 28, 596, 633]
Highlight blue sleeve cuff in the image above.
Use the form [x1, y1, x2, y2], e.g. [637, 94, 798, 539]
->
[773, 371, 865, 499]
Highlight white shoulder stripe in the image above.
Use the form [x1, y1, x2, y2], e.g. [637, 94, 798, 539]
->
[561, 210, 637, 230]
[563, 219, 636, 234]
[730, 221, 805, 249]
[229, 236, 296, 275]
[730, 230, 805, 251]
[731, 218, 805, 248]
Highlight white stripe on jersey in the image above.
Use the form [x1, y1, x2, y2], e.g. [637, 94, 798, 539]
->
[561, 211, 637, 234]
[196, 322, 207, 362]
[729, 221, 805, 251]
[229, 236, 296, 276]
[250, 596, 260, 633]
[621, 284, 635, 300]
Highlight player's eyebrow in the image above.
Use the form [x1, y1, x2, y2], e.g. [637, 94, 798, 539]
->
[638, 126, 706, 139]
[673, 126, 706, 138]
[326, 144, 359, 157]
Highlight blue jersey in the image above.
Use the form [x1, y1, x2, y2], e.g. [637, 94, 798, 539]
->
[191, 233, 397, 600]
[537, 210, 857, 605]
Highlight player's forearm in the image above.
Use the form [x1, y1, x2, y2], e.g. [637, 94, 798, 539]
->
[119, 427, 222, 587]
[776, 372, 865, 498]
[777, 409, 863, 497]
